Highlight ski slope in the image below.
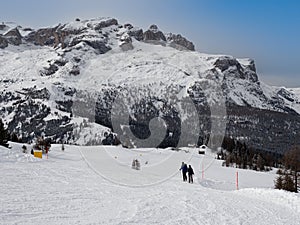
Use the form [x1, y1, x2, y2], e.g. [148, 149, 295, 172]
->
[0, 143, 299, 225]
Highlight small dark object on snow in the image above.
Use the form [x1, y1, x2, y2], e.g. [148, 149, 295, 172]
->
[132, 159, 141, 170]
[22, 145, 27, 153]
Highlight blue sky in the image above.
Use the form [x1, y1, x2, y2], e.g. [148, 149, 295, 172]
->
[1, 0, 299, 87]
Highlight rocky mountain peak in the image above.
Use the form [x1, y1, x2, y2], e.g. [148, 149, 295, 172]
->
[214, 56, 258, 82]
[142, 24, 195, 51]
[0, 17, 299, 152]
[143, 24, 167, 42]
[4, 27, 22, 45]
[165, 33, 195, 51]
[149, 24, 159, 32]
[0, 18, 196, 53]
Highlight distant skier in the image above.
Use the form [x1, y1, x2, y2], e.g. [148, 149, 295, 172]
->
[188, 165, 194, 183]
[179, 162, 188, 182]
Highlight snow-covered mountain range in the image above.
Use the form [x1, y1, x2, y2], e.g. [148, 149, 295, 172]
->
[0, 17, 299, 153]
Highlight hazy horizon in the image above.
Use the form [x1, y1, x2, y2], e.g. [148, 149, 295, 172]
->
[1, 0, 299, 87]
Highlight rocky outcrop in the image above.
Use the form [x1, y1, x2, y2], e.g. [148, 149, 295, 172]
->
[4, 28, 22, 45]
[69, 35, 111, 53]
[0, 27, 22, 48]
[25, 26, 59, 46]
[247, 59, 256, 73]
[277, 88, 296, 102]
[25, 26, 76, 48]
[84, 40, 111, 53]
[214, 57, 242, 72]
[0, 36, 8, 48]
[119, 33, 133, 51]
[143, 25, 166, 42]
[142, 25, 195, 51]
[94, 18, 118, 30]
[0, 18, 197, 52]
[124, 23, 133, 29]
[128, 27, 143, 41]
[166, 33, 195, 51]
[214, 57, 258, 82]
[25, 21, 111, 54]
[123, 23, 144, 41]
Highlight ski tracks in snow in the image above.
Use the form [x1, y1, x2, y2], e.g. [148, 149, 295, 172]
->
[1, 145, 300, 225]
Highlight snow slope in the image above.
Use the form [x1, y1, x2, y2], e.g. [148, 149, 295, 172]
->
[0, 143, 299, 225]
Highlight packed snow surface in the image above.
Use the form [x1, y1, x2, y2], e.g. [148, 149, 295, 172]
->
[0, 143, 299, 225]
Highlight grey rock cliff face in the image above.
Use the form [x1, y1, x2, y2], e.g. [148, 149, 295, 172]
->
[25, 23, 111, 54]
[4, 28, 22, 45]
[143, 24, 167, 42]
[0, 36, 8, 48]
[142, 25, 195, 51]
[128, 28, 143, 41]
[25, 26, 80, 48]
[25, 26, 60, 46]
[214, 57, 258, 82]
[166, 33, 195, 51]
[0, 27, 22, 47]
[94, 18, 118, 30]
[0, 19, 196, 52]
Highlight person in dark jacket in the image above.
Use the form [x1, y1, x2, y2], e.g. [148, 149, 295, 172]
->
[188, 165, 194, 183]
[179, 162, 188, 182]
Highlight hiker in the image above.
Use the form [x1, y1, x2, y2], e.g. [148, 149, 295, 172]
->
[179, 162, 188, 182]
[188, 165, 194, 183]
